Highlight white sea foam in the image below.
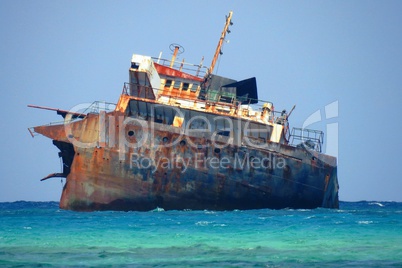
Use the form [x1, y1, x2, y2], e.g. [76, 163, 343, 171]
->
[195, 221, 213, 226]
[369, 202, 384, 207]
[151, 207, 165, 212]
[357, 220, 373, 225]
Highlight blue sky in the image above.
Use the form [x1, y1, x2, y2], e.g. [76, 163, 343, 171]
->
[1, 1, 401, 202]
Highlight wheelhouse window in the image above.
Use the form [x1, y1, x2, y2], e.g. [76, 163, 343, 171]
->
[182, 82, 190, 91]
[173, 80, 181, 90]
[191, 83, 199, 92]
[165, 79, 172, 88]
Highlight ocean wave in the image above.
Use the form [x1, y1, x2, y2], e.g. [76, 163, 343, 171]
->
[150, 207, 165, 212]
[369, 202, 385, 207]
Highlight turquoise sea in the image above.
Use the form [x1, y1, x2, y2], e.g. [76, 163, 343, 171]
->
[0, 201, 401, 267]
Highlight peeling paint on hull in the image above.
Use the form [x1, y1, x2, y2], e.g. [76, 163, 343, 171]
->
[34, 111, 339, 211]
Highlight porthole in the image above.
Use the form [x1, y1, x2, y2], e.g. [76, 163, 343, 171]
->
[128, 130, 134, 137]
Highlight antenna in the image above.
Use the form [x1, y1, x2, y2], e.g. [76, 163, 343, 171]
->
[208, 11, 233, 76]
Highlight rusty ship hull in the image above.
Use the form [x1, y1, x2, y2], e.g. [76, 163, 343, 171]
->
[30, 12, 339, 211]
[34, 107, 338, 211]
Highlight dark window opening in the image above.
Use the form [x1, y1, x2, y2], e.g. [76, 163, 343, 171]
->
[217, 130, 230, 137]
[131, 62, 140, 69]
[165, 80, 172, 88]
[182, 82, 189, 91]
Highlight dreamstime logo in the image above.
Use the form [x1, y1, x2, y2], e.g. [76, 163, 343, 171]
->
[301, 100, 339, 166]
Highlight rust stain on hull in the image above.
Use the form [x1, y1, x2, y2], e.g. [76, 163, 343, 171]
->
[33, 110, 339, 211]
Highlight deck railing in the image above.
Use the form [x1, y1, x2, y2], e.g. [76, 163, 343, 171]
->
[122, 82, 289, 126]
[80, 101, 116, 115]
[151, 57, 208, 78]
[289, 127, 324, 152]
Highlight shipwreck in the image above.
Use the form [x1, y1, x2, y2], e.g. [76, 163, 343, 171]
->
[29, 12, 339, 211]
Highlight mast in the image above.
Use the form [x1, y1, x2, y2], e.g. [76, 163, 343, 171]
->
[170, 45, 180, 68]
[208, 11, 233, 76]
